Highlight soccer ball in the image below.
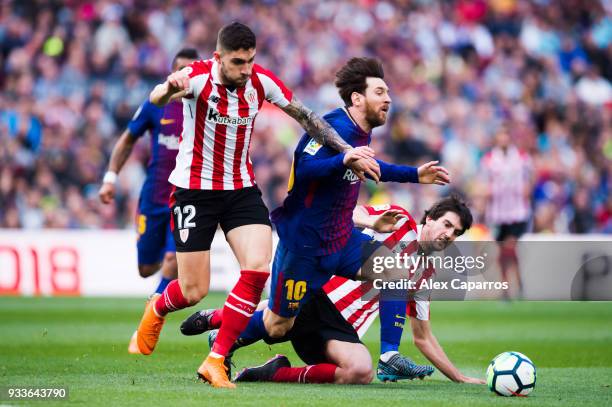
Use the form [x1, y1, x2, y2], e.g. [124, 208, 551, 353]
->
[486, 351, 536, 397]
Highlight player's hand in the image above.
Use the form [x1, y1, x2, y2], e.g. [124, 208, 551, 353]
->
[460, 376, 486, 385]
[166, 69, 190, 93]
[372, 209, 407, 233]
[98, 183, 116, 204]
[343, 146, 375, 162]
[417, 161, 450, 185]
[346, 158, 380, 183]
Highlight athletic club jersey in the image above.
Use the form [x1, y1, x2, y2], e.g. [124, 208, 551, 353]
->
[272, 108, 418, 256]
[322, 205, 435, 338]
[169, 58, 293, 190]
[128, 99, 183, 212]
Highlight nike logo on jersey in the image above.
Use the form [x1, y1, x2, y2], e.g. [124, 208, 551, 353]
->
[160, 118, 175, 125]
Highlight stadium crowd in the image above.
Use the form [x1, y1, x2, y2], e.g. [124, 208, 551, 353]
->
[1, 0, 611, 234]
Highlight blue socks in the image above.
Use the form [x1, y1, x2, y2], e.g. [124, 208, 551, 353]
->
[154, 276, 172, 295]
[239, 310, 267, 341]
[379, 289, 407, 355]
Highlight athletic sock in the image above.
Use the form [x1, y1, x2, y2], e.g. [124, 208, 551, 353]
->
[154, 276, 172, 295]
[380, 351, 399, 363]
[154, 279, 190, 317]
[209, 309, 223, 329]
[211, 270, 269, 356]
[272, 364, 337, 383]
[238, 310, 267, 341]
[379, 289, 407, 355]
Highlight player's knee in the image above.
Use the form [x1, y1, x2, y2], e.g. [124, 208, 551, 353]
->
[138, 264, 159, 278]
[345, 364, 374, 385]
[266, 323, 290, 339]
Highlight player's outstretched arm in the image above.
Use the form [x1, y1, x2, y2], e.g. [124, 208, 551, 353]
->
[150, 68, 190, 106]
[410, 317, 485, 384]
[98, 129, 137, 204]
[281, 97, 380, 182]
[372, 160, 450, 185]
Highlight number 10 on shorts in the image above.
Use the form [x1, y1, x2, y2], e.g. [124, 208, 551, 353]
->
[285, 279, 307, 301]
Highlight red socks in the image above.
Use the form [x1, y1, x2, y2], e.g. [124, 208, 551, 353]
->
[272, 364, 337, 383]
[209, 309, 223, 328]
[211, 270, 269, 356]
[154, 279, 190, 317]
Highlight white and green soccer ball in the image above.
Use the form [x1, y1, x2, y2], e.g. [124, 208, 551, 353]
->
[486, 351, 536, 397]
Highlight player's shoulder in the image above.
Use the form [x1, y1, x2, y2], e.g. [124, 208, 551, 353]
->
[185, 59, 213, 77]
[364, 203, 411, 217]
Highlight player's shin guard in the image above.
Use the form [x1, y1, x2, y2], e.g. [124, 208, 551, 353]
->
[211, 270, 269, 357]
[154, 279, 190, 317]
[379, 290, 407, 355]
[272, 364, 337, 383]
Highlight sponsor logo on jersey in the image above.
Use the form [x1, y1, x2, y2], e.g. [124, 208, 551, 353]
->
[207, 108, 253, 126]
[209, 95, 221, 103]
[343, 168, 360, 183]
[158, 133, 180, 150]
[160, 118, 175, 125]
[303, 138, 323, 155]
[179, 228, 189, 243]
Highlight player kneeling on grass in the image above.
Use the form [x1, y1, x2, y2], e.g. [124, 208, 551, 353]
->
[182, 197, 485, 385]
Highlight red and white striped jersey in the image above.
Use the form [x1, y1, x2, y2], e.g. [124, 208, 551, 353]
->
[322, 204, 435, 338]
[169, 59, 293, 190]
[481, 146, 533, 225]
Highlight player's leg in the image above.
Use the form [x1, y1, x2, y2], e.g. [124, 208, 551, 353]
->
[129, 212, 175, 354]
[197, 187, 273, 388]
[136, 188, 218, 355]
[325, 340, 374, 384]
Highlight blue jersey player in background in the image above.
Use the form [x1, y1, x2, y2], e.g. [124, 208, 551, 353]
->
[204, 57, 451, 378]
[98, 48, 199, 354]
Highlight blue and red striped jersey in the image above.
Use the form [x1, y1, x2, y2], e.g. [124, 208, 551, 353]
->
[271, 107, 370, 256]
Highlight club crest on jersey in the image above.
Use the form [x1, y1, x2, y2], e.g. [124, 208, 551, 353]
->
[304, 139, 323, 155]
[245, 89, 257, 104]
[179, 228, 189, 243]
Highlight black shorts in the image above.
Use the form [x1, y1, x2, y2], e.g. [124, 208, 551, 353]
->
[289, 290, 361, 365]
[495, 221, 528, 242]
[170, 186, 271, 252]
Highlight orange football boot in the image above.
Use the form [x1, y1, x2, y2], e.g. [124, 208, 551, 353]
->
[197, 355, 236, 389]
[136, 294, 165, 355]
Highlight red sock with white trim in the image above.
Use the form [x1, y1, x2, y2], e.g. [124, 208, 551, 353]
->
[272, 364, 337, 383]
[154, 279, 190, 317]
[211, 270, 269, 356]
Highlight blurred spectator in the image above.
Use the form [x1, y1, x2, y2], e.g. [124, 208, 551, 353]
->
[0, 0, 609, 235]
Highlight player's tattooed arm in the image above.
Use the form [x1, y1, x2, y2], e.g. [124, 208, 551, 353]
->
[281, 97, 352, 152]
[282, 97, 380, 181]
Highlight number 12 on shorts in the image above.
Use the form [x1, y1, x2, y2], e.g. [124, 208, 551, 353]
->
[173, 205, 196, 229]
[285, 279, 307, 301]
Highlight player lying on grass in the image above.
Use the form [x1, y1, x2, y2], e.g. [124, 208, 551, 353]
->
[182, 197, 485, 385]
[203, 57, 450, 373]
[98, 48, 199, 354]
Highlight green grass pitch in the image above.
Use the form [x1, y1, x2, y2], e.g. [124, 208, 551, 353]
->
[1, 295, 611, 406]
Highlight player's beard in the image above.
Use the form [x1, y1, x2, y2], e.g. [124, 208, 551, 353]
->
[364, 101, 387, 129]
[220, 63, 250, 87]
